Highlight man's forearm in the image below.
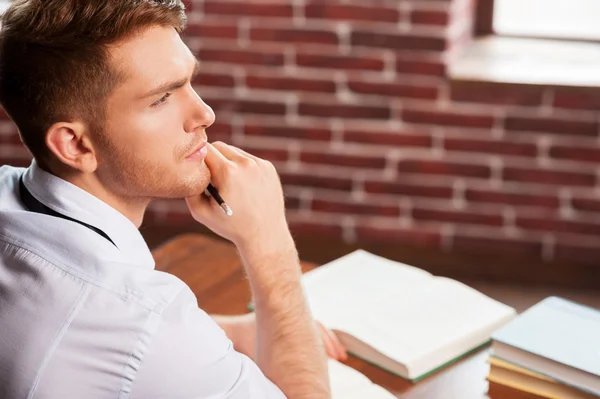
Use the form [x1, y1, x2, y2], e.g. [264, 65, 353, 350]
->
[239, 243, 330, 398]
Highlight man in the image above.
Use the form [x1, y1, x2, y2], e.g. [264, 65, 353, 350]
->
[0, 0, 346, 397]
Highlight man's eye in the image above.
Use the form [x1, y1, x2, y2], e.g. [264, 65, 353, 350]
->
[151, 92, 172, 107]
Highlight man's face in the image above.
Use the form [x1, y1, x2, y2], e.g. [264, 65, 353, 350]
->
[96, 25, 214, 200]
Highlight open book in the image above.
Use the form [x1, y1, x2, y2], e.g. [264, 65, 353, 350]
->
[302, 250, 516, 381]
[328, 359, 396, 398]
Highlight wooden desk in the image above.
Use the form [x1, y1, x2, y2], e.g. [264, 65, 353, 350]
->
[151, 234, 562, 399]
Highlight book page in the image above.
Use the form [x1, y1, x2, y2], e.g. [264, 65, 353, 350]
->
[328, 359, 396, 399]
[302, 250, 432, 329]
[355, 277, 515, 372]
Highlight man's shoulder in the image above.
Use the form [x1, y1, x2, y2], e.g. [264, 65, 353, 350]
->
[0, 164, 25, 211]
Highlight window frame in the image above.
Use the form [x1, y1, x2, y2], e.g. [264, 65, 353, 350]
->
[475, 0, 495, 36]
[475, 0, 600, 43]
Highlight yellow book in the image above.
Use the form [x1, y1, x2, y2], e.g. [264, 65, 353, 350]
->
[488, 357, 598, 399]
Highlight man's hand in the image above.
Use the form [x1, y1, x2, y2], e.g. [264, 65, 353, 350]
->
[212, 314, 348, 362]
[186, 142, 293, 257]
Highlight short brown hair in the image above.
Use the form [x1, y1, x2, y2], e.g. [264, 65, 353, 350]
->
[0, 0, 187, 165]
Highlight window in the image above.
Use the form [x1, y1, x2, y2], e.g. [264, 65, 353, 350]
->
[455, 0, 600, 86]
[492, 0, 600, 42]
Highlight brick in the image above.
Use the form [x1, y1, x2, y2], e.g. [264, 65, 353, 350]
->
[296, 52, 385, 71]
[250, 27, 338, 46]
[208, 122, 233, 143]
[516, 215, 600, 236]
[0, 154, 32, 168]
[201, 97, 233, 113]
[343, 129, 432, 148]
[198, 48, 284, 66]
[192, 72, 235, 87]
[553, 88, 600, 110]
[549, 144, 600, 164]
[504, 115, 598, 137]
[163, 209, 194, 225]
[403, 109, 495, 128]
[0, 108, 10, 120]
[203, 97, 286, 115]
[554, 239, 600, 265]
[238, 100, 286, 115]
[410, 10, 450, 26]
[182, 0, 193, 12]
[284, 194, 302, 210]
[289, 221, 344, 237]
[312, 198, 402, 217]
[356, 225, 442, 248]
[299, 102, 390, 119]
[444, 138, 537, 157]
[186, 22, 238, 39]
[351, 31, 447, 52]
[305, 3, 401, 23]
[397, 159, 491, 178]
[347, 80, 438, 100]
[453, 232, 543, 258]
[0, 133, 22, 145]
[465, 188, 560, 209]
[503, 167, 595, 187]
[412, 206, 503, 226]
[450, 81, 543, 106]
[244, 123, 332, 141]
[280, 172, 353, 191]
[203, 1, 293, 18]
[300, 151, 386, 169]
[396, 55, 445, 76]
[237, 144, 289, 162]
[246, 75, 336, 93]
[572, 196, 600, 213]
[289, 220, 343, 236]
[364, 180, 453, 199]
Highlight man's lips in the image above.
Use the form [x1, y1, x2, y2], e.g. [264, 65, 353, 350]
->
[185, 141, 208, 160]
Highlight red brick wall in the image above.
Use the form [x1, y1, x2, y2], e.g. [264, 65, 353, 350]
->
[2, 0, 600, 269]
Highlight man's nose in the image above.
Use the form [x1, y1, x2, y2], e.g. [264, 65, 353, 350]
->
[184, 89, 215, 134]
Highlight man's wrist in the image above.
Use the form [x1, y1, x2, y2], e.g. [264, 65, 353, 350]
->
[235, 228, 297, 266]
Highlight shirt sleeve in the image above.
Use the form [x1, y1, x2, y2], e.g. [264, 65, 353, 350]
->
[129, 286, 286, 399]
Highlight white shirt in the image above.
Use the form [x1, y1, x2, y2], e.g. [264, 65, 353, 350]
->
[0, 161, 285, 399]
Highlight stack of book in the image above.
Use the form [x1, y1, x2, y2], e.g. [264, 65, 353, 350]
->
[488, 297, 600, 399]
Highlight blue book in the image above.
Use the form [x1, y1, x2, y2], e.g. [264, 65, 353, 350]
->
[491, 297, 600, 396]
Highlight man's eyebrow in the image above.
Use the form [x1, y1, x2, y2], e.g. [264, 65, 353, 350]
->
[141, 58, 201, 100]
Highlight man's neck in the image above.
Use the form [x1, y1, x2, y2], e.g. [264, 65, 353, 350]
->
[49, 166, 149, 228]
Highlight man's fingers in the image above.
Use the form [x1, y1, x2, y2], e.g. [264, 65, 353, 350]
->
[185, 193, 215, 221]
[204, 142, 233, 173]
[318, 322, 348, 361]
[317, 322, 348, 361]
[212, 141, 253, 164]
[228, 145, 263, 162]
[317, 323, 338, 359]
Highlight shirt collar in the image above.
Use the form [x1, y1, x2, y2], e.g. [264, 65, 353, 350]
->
[22, 160, 155, 269]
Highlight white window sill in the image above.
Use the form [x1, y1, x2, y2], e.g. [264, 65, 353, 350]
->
[449, 36, 600, 88]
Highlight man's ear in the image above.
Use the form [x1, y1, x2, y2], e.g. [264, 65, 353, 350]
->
[45, 121, 98, 173]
